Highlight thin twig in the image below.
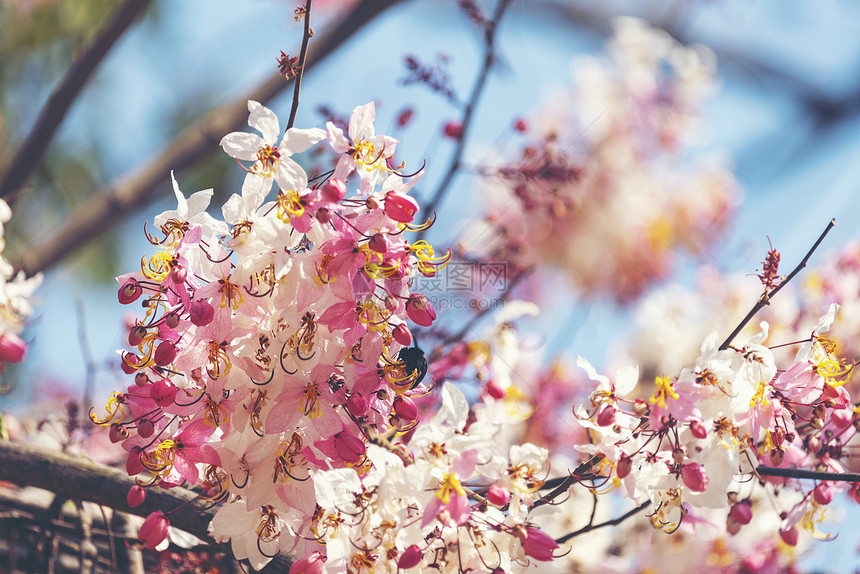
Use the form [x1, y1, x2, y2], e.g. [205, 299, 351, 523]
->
[417, 0, 514, 239]
[719, 219, 836, 351]
[756, 465, 860, 483]
[287, 0, 314, 131]
[555, 501, 650, 544]
[14, 0, 403, 278]
[0, 0, 153, 200]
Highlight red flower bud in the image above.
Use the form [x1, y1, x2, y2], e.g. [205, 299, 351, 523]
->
[290, 551, 325, 574]
[121, 353, 140, 374]
[334, 431, 366, 464]
[368, 233, 388, 254]
[398, 545, 422, 569]
[485, 379, 506, 399]
[169, 265, 187, 284]
[617, 455, 632, 479]
[596, 405, 616, 427]
[384, 192, 419, 223]
[522, 527, 558, 562]
[322, 179, 346, 203]
[487, 484, 510, 506]
[392, 324, 413, 347]
[109, 423, 128, 443]
[128, 325, 147, 347]
[406, 295, 436, 327]
[139, 511, 169, 550]
[681, 463, 708, 493]
[779, 526, 799, 546]
[689, 418, 708, 439]
[164, 311, 180, 329]
[514, 118, 528, 133]
[394, 395, 418, 422]
[189, 300, 215, 327]
[150, 378, 177, 407]
[118, 278, 142, 304]
[346, 393, 368, 416]
[813, 483, 833, 505]
[443, 121, 463, 140]
[154, 341, 176, 366]
[126, 446, 145, 476]
[0, 332, 26, 363]
[137, 418, 155, 438]
[397, 108, 415, 128]
[729, 501, 753, 525]
[127, 485, 146, 508]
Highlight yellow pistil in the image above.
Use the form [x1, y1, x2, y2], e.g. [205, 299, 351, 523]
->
[436, 472, 465, 504]
[300, 382, 322, 418]
[408, 240, 451, 274]
[358, 300, 388, 332]
[89, 392, 126, 425]
[750, 380, 770, 407]
[277, 189, 305, 221]
[650, 376, 679, 408]
[206, 340, 232, 379]
[254, 145, 280, 177]
[142, 439, 177, 477]
[140, 251, 174, 281]
[353, 139, 384, 169]
[217, 277, 245, 310]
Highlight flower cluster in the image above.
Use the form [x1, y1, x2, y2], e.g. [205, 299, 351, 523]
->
[462, 17, 737, 302]
[93, 101, 452, 562]
[0, 198, 41, 373]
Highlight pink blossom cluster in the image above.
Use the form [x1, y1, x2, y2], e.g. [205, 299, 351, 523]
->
[92, 101, 460, 561]
[462, 18, 737, 302]
[0, 198, 41, 373]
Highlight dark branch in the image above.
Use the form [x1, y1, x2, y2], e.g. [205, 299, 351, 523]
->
[286, 0, 314, 131]
[555, 501, 650, 544]
[756, 465, 860, 483]
[417, 0, 513, 239]
[719, 218, 835, 351]
[0, 0, 153, 200]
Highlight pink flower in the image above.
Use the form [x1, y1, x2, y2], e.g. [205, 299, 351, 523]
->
[406, 294, 436, 327]
[487, 484, 510, 506]
[681, 462, 708, 492]
[384, 191, 419, 223]
[289, 551, 325, 574]
[398, 545, 422, 569]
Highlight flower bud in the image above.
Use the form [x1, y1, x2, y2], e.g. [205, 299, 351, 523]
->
[443, 121, 463, 140]
[393, 324, 412, 347]
[729, 501, 753, 525]
[321, 179, 346, 203]
[487, 484, 510, 506]
[485, 379, 505, 400]
[164, 311, 180, 329]
[522, 527, 558, 562]
[154, 341, 176, 366]
[118, 279, 142, 304]
[346, 394, 368, 416]
[137, 418, 155, 438]
[109, 423, 128, 443]
[128, 325, 147, 347]
[368, 233, 388, 254]
[779, 526, 799, 546]
[169, 265, 187, 284]
[127, 485, 146, 508]
[397, 545, 422, 569]
[0, 332, 26, 364]
[406, 295, 436, 327]
[150, 378, 177, 407]
[596, 405, 616, 427]
[121, 353, 140, 374]
[813, 483, 833, 505]
[126, 446, 145, 476]
[189, 300, 215, 327]
[617, 455, 632, 479]
[681, 463, 708, 493]
[139, 511, 169, 550]
[514, 118, 529, 133]
[689, 418, 708, 439]
[397, 108, 414, 128]
[290, 551, 326, 574]
[393, 395, 418, 422]
[334, 431, 366, 464]
[384, 192, 419, 223]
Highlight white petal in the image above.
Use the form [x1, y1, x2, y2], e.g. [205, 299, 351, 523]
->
[247, 100, 279, 144]
[280, 127, 326, 155]
[220, 132, 264, 161]
[348, 102, 376, 140]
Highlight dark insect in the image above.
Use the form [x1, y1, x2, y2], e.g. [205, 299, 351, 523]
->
[397, 345, 428, 389]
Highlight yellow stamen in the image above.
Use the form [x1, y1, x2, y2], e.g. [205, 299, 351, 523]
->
[650, 376, 679, 408]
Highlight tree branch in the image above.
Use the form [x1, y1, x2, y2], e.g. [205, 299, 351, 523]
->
[286, 0, 314, 131]
[0, 0, 154, 200]
[719, 218, 835, 350]
[14, 0, 403, 277]
[555, 501, 649, 544]
[756, 465, 860, 483]
[417, 0, 513, 239]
